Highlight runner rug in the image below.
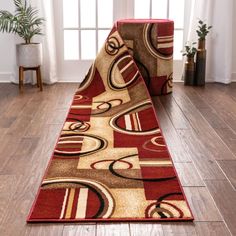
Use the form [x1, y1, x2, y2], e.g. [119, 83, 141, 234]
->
[27, 20, 193, 222]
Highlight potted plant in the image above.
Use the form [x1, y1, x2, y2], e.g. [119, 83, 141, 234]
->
[0, 0, 44, 68]
[195, 20, 212, 85]
[182, 41, 197, 86]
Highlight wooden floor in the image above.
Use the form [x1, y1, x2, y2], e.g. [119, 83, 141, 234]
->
[0, 82, 235, 236]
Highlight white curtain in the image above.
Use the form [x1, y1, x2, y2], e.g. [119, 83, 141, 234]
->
[25, 0, 58, 84]
[40, 0, 58, 84]
[186, 0, 234, 84]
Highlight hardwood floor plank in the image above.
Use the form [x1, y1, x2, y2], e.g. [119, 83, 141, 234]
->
[0, 86, 26, 116]
[0, 175, 33, 236]
[159, 95, 190, 130]
[0, 175, 19, 233]
[96, 223, 130, 236]
[23, 101, 53, 137]
[173, 83, 236, 161]
[153, 98, 192, 163]
[216, 82, 236, 102]
[0, 127, 7, 143]
[54, 84, 78, 109]
[205, 180, 236, 235]
[4, 91, 33, 118]
[46, 108, 69, 125]
[174, 163, 205, 187]
[25, 224, 64, 236]
[177, 84, 236, 158]
[0, 84, 73, 236]
[5, 96, 43, 137]
[0, 116, 16, 129]
[214, 128, 236, 156]
[183, 187, 223, 222]
[0, 134, 22, 173]
[5, 114, 32, 137]
[217, 160, 236, 189]
[35, 124, 63, 157]
[177, 130, 226, 180]
[194, 222, 231, 236]
[193, 84, 236, 133]
[176, 86, 209, 109]
[0, 137, 39, 175]
[130, 223, 164, 236]
[0, 126, 63, 236]
[62, 224, 96, 236]
[1, 83, 236, 235]
[162, 222, 197, 236]
[23, 91, 68, 138]
[194, 107, 228, 129]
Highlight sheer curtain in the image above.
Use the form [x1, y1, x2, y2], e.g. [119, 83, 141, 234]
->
[30, 0, 58, 84]
[186, 0, 234, 84]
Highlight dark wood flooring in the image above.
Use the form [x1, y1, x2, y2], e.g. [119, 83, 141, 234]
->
[0, 82, 235, 236]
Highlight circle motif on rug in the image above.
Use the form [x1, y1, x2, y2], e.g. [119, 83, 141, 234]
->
[109, 154, 176, 182]
[54, 134, 107, 157]
[143, 135, 167, 152]
[63, 121, 90, 132]
[107, 52, 140, 91]
[109, 100, 160, 135]
[145, 201, 184, 218]
[161, 73, 173, 95]
[77, 62, 96, 92]
[91, 99, 123, 116]
[143, 23, 173, 60]
[42, 178, 115, 219]
[105, 36, 124, 55]
[91, 159, 133, 170]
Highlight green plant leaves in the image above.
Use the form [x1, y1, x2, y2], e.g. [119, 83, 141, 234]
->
[196, 19, 212, 40]
[181, 41, 197, 57]
[198, 20, 203, 25]
[0, 11, 16, 33]
[182, 19, 212, 57]
[14, 0, 23, 9]
[0, 0, 44, 43]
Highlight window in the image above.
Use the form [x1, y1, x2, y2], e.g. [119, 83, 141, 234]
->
[134, 0, 185, 60]
[54, 0, 187, 81]
[63, 0, 113, 60]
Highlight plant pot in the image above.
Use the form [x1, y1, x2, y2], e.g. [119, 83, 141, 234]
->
[16, 43, 43, 67]
[184, 56, 195, 86]
[195, 39, 206, 86]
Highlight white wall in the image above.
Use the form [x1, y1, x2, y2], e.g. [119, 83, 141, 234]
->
[0, 1, 17, 82]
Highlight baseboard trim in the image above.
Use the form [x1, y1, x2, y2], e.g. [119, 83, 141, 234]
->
[232, 72, 236, 82]
[58, 80, 82, 83]
[1, 73, 236, 83]
[58, 77, 83, 83]
[173, 79, 184, 83]
[0, 72, 15, 83]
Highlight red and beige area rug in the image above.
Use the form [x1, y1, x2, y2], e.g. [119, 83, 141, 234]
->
[27, 20, 193, 222]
